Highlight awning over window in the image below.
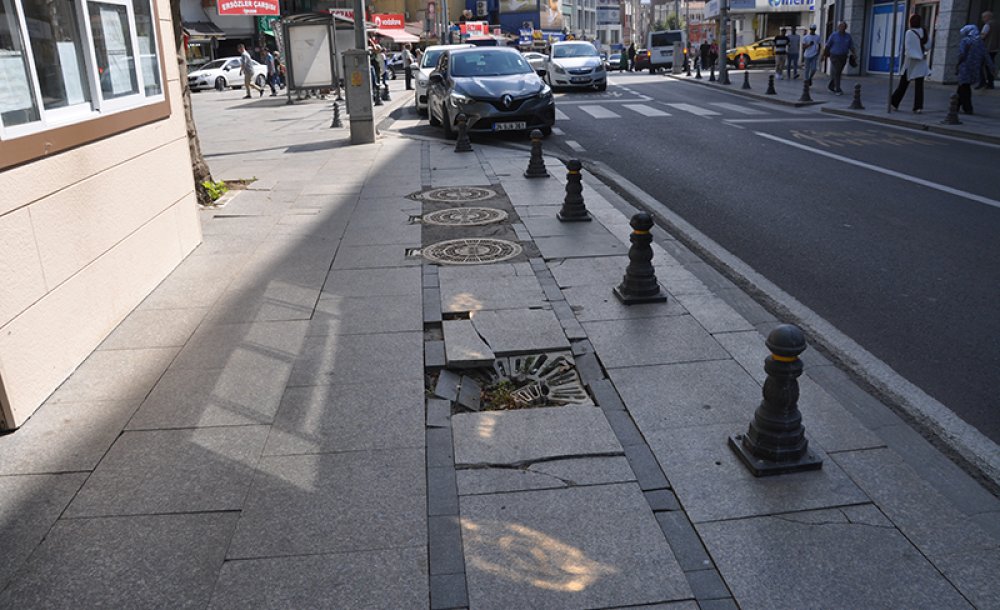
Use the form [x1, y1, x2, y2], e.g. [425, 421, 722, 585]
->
[373, 28, 420, 43]
[183, 21, 226, 38]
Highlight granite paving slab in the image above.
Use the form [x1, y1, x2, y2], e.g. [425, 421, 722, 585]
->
[438, 262, 535, 282]
[521, 217, 621, 238]
[201, 281, 322, 324]
[794, 377, 884, 452]
[470, 308, 570, 354]
[511, 203, 566, 217]
[227, 449, 426, 559]
[209, 546, 429, 609]
[0, 400, 139, 474]
[98, 307, 207, 350]
[169, 320, 308, 371]
[0, 473, 87, 591]
[263, 379, 425, 455]
[583, 316, 729, 369]
[933, 548, 1000, 609]
[698, 509, 973, 610]
[323, 267, 422, 297]
[609, 361, 762, 433]
[452, 406, 622, 466]
[0, 513, 237, 609]
[671, 293, 755, 333]
[308, 293, 423, 336]
[457, 456, 635, 495]
[533, 234, 628, 259]
[287, 331, 424, 386]
[711, 330, 769, 384]
[460, 483, 691, 610]
[643, 423, 868, 523]
[127, 364, 291, 429]
[547, 256, 630, 287]
[65, 426, 269, 517]
[341, 222, 421, 246]
[562, 284, 687, 323]
[439, 277, 546, 313]
[443, 320, 495, 368]
[46, 347, 180, 404]
[332, 244, 421, 269]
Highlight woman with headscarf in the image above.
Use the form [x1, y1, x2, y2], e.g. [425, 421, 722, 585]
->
[956, 24, 996, 114]
[890, 14, 930, 113]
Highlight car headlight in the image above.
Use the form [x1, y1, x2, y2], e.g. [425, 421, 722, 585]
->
[448, 91, 471, 106]
[417, 78, 428, 87]
[538, 84, 552, 98]
[594, 64, 605, 73]
[553, 64, 566, 74]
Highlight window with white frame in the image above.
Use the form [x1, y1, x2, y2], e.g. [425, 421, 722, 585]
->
[0, 0, 162, 138]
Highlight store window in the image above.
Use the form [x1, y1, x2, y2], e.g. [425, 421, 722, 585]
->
[0, 0, 163, 139]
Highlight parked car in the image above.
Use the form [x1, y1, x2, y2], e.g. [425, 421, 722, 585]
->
[427, 47, 555, 137]
[727, 37, 776, 68]
[522, 51, 548, 74]
[385, 52, 404, 79]
[633, 49, 651, 71]
[414, 43, 475, 115]
[605, 52, 624, 71]
[187, 57, 267, 92]
[544, 41, 607, 91]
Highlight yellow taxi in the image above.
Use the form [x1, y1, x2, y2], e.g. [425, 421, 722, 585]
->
[726, 37, 776, 68]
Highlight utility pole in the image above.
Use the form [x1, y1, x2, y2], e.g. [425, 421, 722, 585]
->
[718, 0, 728, 83]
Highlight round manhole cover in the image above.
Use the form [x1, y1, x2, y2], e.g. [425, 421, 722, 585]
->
[416, 187, 497, 203]
[422, 238, 522, 265]
[422, 207, 508, 226]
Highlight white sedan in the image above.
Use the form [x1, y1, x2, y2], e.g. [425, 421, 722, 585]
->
[187, 57, 268, 92]
[522, 51, 547, 74]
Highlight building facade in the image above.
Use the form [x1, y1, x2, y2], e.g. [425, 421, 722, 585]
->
[0, 0, 200, 429]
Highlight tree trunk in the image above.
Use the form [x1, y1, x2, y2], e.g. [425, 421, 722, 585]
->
[170, 0, 214, 205]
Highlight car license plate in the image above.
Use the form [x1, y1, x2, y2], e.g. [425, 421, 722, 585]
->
[495, 121, 526, 131]
[570, 76, 590, 83]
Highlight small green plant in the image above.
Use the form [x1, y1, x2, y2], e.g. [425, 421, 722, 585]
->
[482, 380, 518, 411]
[201, 180, 229, 202]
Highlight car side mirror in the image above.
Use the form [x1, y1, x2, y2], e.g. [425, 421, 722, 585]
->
[411, 62, 420, 71]
[223, 66, 230, 71]
[429, 73, 444, 84]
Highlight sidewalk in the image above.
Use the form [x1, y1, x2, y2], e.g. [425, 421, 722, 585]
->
[671, 68, 1000, 144]
[1, 79, 999, 609]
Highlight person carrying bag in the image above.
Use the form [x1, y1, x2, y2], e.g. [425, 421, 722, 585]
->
[890, 14, 931, 113]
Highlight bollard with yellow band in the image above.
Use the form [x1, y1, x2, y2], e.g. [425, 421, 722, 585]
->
[613, 212, 667, 305]
[730, 324, 823, 476]
[557, 159, 592, 222]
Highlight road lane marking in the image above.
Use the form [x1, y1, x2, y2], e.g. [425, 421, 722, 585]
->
[666, 103, 720, 116]
[755, 131, 1000, 210]
[557, 98, 653, 104]
[623, 104, 671, 117]
[709, 102, 767, 115]
[749, 102, 810, 114]
[579, 105, 621, 119]
[551, 127, 565, 135]
[725, 118, 848, 123]
[566, 140, 585, 152]
[554, 108, 570, 120]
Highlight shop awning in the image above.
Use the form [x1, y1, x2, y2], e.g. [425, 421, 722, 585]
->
[373, 28, 420, 43]
[183, 21, 226, 38]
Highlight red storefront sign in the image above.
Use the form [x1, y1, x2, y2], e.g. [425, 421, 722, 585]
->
[372, 13, 405, 29]
[219, 0, 279, 15]
[331, 8, 354, 19]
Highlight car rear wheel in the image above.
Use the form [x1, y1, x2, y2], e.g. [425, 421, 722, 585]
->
[540, 125, 552, 137]
[215, 76, 226, 91]
[649, 66, 657, 74]
[596, 81, 607, 92]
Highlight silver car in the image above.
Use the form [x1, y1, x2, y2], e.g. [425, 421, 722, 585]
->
[414, 44, 474, 115]
[544, 41, 607, 91]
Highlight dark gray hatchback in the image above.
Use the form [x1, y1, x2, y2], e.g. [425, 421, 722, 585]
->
[427, 47, 555, 138]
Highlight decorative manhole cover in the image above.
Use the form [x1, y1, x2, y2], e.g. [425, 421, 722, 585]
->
[470, 352, 591, 410]
[422, 207, 508, 226]
[422, 238, 522, 265]
[414, 187, 497, 203]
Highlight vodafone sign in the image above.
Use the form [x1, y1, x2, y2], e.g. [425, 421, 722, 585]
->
[219, 0, 279, 15]
[372, 13, 404, 29]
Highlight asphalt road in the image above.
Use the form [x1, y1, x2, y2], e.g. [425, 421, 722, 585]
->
[534, 71, 1000, 444]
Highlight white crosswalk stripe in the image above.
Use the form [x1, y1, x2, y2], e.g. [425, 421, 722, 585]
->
[554, 108, 570, 121]
[709, 102, 767, 115]
[666, 103, 720, 116]
[566, 140, 586, 151]
[579, 105, 622, 119]
[622, 104, 671, 117]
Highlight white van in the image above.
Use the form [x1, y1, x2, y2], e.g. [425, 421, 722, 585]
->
[647, 29, 687, 72]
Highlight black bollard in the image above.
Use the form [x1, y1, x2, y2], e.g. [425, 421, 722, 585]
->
[381, 82, 391, 101]
[613, 213, 667, 305]
[685, 57, 692, 77]
[941, 94, 962, 125]
[331, 100, 343, 128]
[720, 68, 731, 85]
[695, 64, 702, 79]
[798, 80, 813, 103]
[742, 70, 752, 90]
[709, 64, 716, 82]
[729, 324, 823, 476]
[454, 113, 473, 153]
[373, 84, 383, 106]
[557, 160, 591, 222]
[765, 74, 777, 95]
[524, 129, 549, 178]
[848, 83, 864, 109]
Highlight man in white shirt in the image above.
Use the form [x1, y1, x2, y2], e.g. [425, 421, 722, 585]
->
[403, 44, 415, 90]
[238, 44, 262, 99]
[801, 24, 822, 85]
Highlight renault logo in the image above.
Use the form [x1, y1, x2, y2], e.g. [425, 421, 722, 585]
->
[502, 94, 513, 109]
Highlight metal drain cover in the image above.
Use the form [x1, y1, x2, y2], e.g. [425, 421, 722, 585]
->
[468, 352, 592, 410]
[422, 238, 522, 265]
[422, 207, 508, 226]
[413, 187, 497, 203]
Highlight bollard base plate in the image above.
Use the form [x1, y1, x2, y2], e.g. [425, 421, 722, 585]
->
[613, 285, 667, 305]
[728, 434, 823, 477]
[524, 169, 550, 179]
[557, 211, 592, 222]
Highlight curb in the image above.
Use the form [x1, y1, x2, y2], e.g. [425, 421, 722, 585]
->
[821, 106, 1000, 145]
[665, 73, 826, 107]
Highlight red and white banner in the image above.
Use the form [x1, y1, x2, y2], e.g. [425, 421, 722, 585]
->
[372, 13, 405, 29]
[218, 0, 278, 16]
[461, 21, 488, 35]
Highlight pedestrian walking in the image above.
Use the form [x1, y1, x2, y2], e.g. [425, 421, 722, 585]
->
[890, 15, 930, 113]
[709, 42, 719, 69]
[402, 44, 415, 90]
[787, 28, 801, 79]
[978, 11, 998, 89]
[956, 24, 995, 114]
[802, 24, 822, 85]
[823, 21, 857, 95]
[376, 46, 388, 86]
[265, 49, 278, 96]
[238, 43, 262, 99]
[273, 52, 285, 89]
[700, 39, 711, 71]
[628, 43, 637, 72]
[774, 28, 790, 78]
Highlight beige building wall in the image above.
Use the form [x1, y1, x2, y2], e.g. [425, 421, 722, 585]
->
[0, 0, 201, 429]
